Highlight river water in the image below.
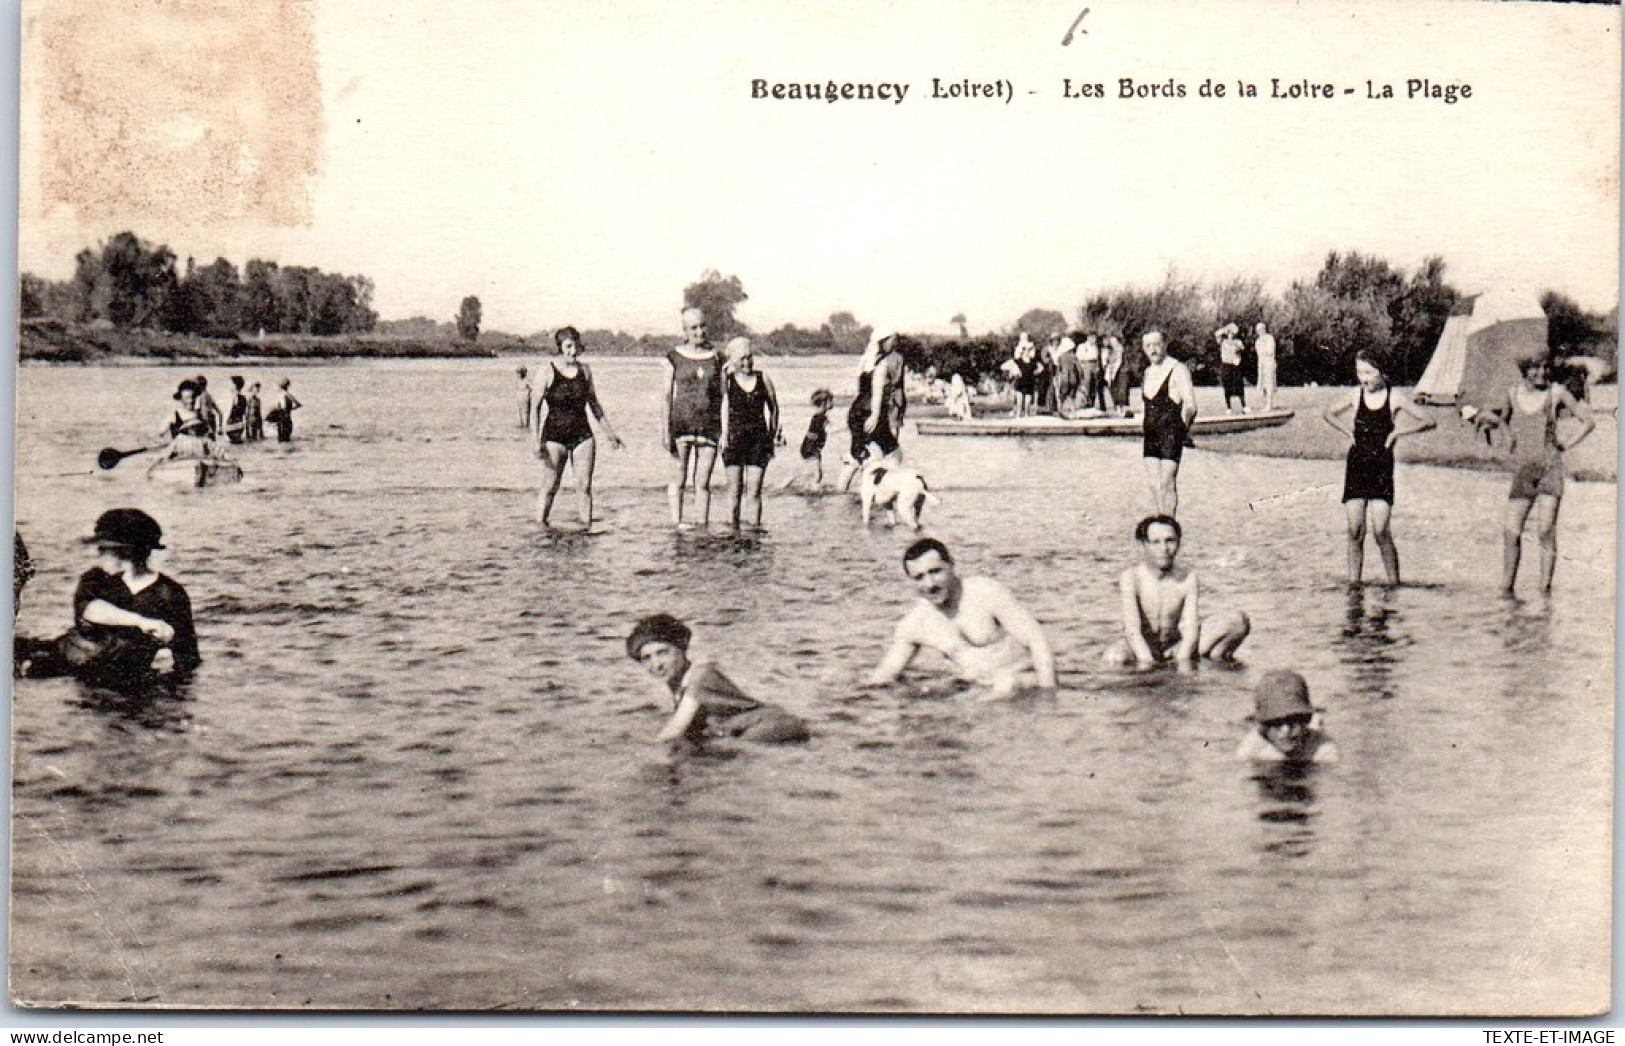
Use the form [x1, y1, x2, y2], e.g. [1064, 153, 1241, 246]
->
[9, 358, 1615, 1013]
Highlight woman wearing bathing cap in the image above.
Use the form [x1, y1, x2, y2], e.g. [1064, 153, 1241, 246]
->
[627, 613, 808, 745]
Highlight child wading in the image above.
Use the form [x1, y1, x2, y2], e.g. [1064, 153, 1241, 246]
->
[782, 388, 835, 490]
[627, 614, 809, 745]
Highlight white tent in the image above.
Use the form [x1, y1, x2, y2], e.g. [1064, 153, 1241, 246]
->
[1412, 290, 1547, 407]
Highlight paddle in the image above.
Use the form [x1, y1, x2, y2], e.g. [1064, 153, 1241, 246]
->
[97, 444, 165, 470]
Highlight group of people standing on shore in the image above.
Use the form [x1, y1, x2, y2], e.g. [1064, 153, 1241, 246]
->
[1004, 329, 1134, 418]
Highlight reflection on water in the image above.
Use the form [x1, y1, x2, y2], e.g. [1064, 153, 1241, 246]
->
[9, 360, 1614, 1013]
[1250, 762, 1319, 861]
[1335, 585, 1407, 703]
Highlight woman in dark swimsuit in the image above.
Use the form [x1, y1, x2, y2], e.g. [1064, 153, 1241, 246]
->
[720, 337, 781, 531]
[1322, 352, 1434, 585]
[533, 326, 623, 528]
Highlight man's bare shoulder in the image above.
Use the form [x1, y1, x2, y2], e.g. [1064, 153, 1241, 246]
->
[961, 575, 1015, 600]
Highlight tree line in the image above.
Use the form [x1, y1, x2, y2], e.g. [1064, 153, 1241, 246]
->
[21, 231, 379, 337]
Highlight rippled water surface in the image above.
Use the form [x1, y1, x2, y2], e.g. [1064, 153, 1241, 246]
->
[10, 359, 1615, 1013]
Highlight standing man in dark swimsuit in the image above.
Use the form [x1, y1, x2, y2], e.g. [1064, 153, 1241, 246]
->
[1140, 330, 1197, 518]
[533, 326, 623, 528]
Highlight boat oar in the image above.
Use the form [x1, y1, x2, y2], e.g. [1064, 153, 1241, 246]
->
[97, 443, 165, 470]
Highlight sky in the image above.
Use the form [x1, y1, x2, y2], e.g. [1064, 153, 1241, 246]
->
[16, 0, 1622, 337]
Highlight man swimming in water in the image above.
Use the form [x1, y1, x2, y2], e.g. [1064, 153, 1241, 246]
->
[1103, 514, 1250, 669]
[868, 538, 1056, 698]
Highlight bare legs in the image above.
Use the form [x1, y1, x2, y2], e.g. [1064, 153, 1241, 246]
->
[537, 439, 598, 527]
[1144, 457, 1180, 517]
[1344, 499, 1400, 585]
[726, 464, 767, 530]
[1502, 495, 1561, 595]
[668, 440, 718, 527]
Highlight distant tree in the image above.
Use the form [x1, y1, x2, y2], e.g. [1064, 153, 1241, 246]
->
[823, 311, 872, 354]
[1013, 308, 1067, 342]
[457, 295, 482, 343]
[682, 270, 749, 342]
[951, 313, 969, 339]
[240, 259, 280, 334]
[1276, 283, 1393, 386]
[169, 256, 243, 333]
[72, 231, 178, 328]
[19, 273, 46, 319]
[1314, 250, 1406, 306]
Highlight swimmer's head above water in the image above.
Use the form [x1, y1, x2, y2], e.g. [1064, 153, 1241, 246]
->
[1252, 669, 1318, 757]
[627, 613, 693, 687]
[902, 537, 958, 609]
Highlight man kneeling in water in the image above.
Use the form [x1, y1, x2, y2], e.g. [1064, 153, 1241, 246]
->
[627, 614, 809, 745]
[868, 538, 1057, 699]
[1103, 514, 1250, 669]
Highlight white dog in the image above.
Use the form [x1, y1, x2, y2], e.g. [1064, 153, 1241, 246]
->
[860, 459, 940, 530]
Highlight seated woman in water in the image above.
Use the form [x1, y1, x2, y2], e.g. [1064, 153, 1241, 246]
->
[1235, 670, 1338, 764]
[626, 613, 809, 745]
[15, 509, 200, 687]
[148, 380, 231, 477]
[532, 326, 624, 528]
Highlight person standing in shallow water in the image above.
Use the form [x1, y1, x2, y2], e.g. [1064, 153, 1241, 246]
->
[268, 378, 302, 443]
[1474, 354, 1595, 596]
[837, 329, 909, 491]
[1323, 351, 1434, 585]
[225, 375, 248, 444]
[532, 326, 623, 528]
[662, 307, 724, 528]
[516, 366, 533, 430]
[244, 382, 265, 443]
[719, 337, 781, 531]
[1139, 330, 1196, 518]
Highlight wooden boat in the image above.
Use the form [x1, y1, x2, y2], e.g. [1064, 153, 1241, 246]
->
[146, 457, 244, 488]
[914, 408, 1295, 438]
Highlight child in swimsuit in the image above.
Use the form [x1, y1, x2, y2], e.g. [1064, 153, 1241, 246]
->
[626, 613, 810, 745]
[1322, 351, 1434, 585]
[782, 388, 835, 490]
[1236, 670, 1338, 764]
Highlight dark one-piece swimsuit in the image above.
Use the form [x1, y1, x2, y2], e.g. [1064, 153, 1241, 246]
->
[1342, 386, 1395, 504]
[1142, 370, 1188, 462]
[541, 364, 595, 450]
[723, 374, 774, 469]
